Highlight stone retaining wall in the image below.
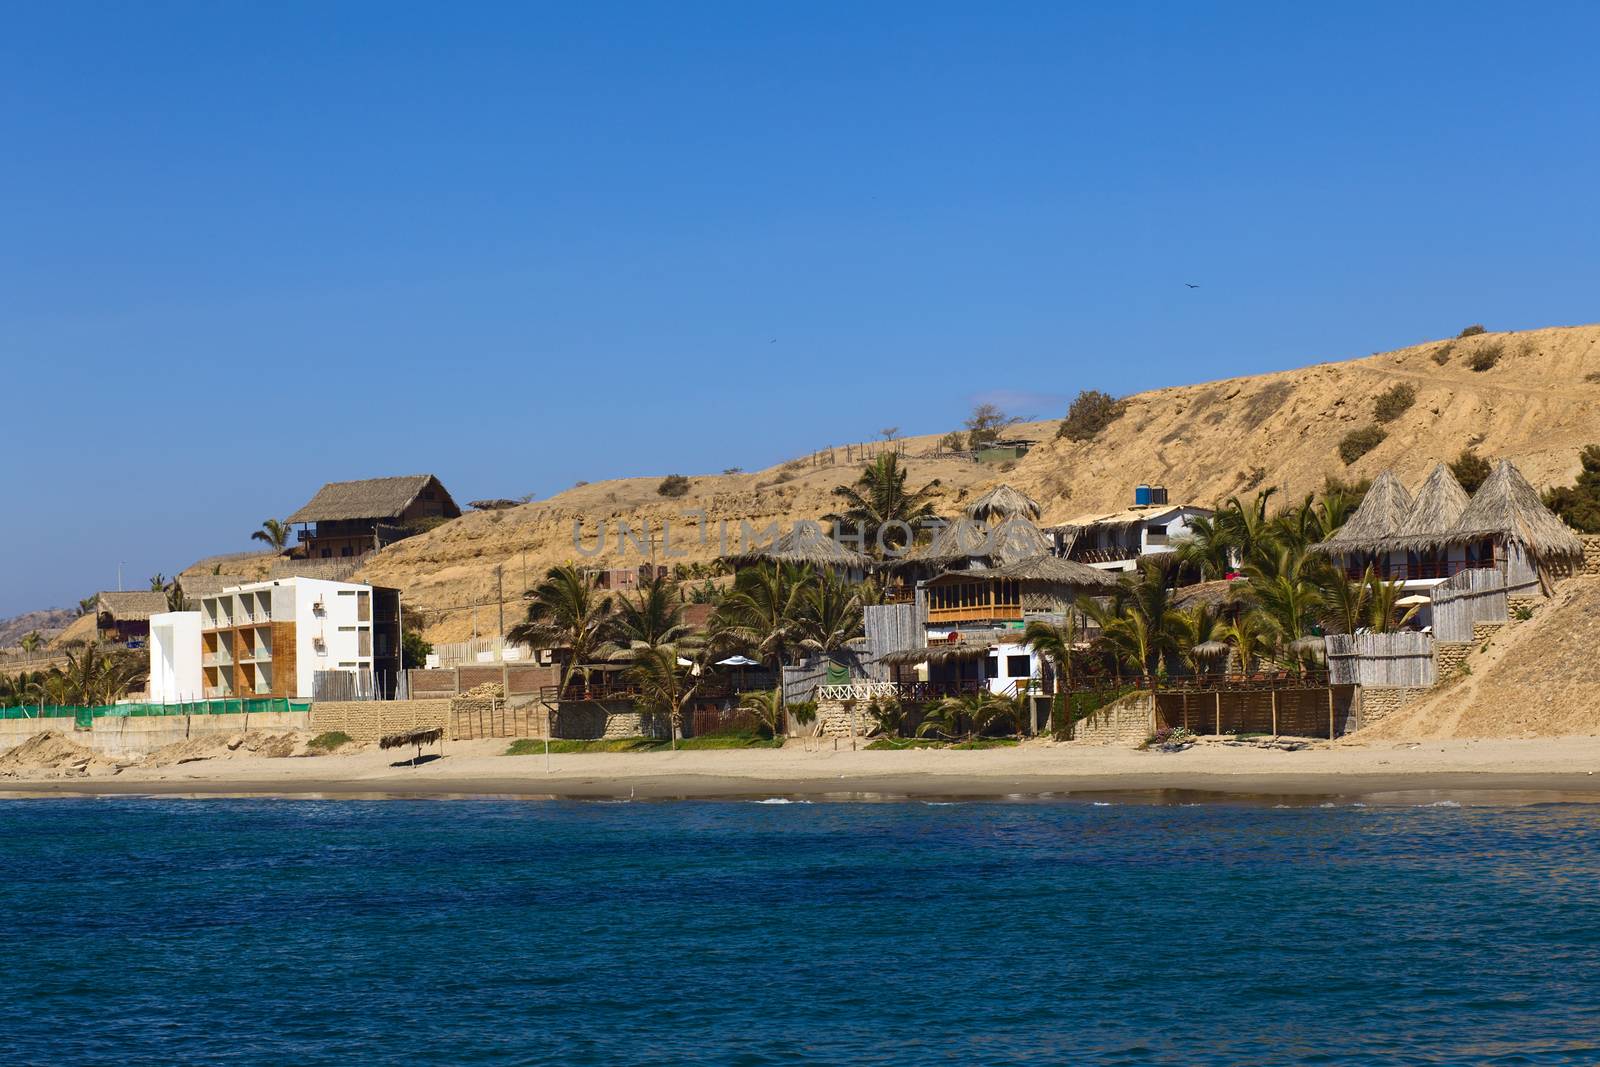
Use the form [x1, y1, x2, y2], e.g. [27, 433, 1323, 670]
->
[1072, 694, 1153, 745]
[1581, 535, 1600, 577]
[0, 711, 308, 758]
[1360, 687, 1431, 727]
[551, 700, 670, 740]
[813, 699, 872, 738]
[1434, 642, 1472, 680]
[309, 700, 452, 745]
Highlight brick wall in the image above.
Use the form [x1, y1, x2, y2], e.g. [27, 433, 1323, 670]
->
[309, 699, 452, 744]
[1360, 687, 1430, 727]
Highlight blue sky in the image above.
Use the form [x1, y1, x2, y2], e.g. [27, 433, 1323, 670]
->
[3, 2, 1599, 615]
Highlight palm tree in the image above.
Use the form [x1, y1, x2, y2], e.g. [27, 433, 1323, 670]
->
[148, 573, 167, 592]
[1364, 572, 1419, 634]
[507, 565, 617, 691]
[714, 562, 814, 675]
[611, 571, 691, 651]
[917, 690, 1020, 741]
[1098, 560, 1184, 682]
[794, 572, 865, 658]
[1215, 489, 1276, 568]
[738, 687, 790, 740]
[1318, 565, 1372, 635]
[19, 631, 42, 654]
[1171, 513, 1235, 581]
[1173, 603, 1224, 674]
[56, 645, 146, 706]
[164, 578, 191, 613]
[823, 452, 942, 557]
[252, 519, 293, 553]
[1022, 610, 1085, 694]
[626, 644, 704, 747]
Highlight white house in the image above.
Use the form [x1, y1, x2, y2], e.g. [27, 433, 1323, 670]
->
[1051, 492, 1214, 573]
[198, 576, 402, 700]
[148, 611, 203, 704]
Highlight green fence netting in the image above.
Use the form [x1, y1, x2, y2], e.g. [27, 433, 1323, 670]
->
[0, 698, 311, 722]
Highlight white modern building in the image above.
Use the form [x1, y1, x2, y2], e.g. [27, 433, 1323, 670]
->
[198, 576, 402, 700]
[1051, 490, 1214, 573]
[148, 611, 203, 704]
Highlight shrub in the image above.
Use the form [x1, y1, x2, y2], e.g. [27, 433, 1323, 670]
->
[401, 630, 433, 669]
[656, 474, 691, 498]
[722, 467, 743, 475]
[1338, 425, 1387, 465]
[772, 470, 794, 485]
[939, 431, 966, 452]
[1448, 448, 1492, 493]
[1542, 444, 1600, 533]
[1373, 383, 1416, 423]
[1431, 342, 1454, 365]
[1458, 324, 1487, 338]
[1468, 341, 1504, 372]
[1585, 371, 1600, 385]
[1057, 389, 1127, 442]
[998, 460, 1017, 473]
[1512, 604, 1535, 622]
[307, 731, 353, 753]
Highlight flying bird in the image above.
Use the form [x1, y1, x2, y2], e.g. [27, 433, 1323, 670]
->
[1185, 283, 1200, 289]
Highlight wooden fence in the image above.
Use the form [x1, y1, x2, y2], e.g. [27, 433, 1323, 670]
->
[1431, 568, 1508, 642]
[312, 669, 409, 702]
[1325, 632, 1436, 688]
[863, 604, 919, 681]
[450, 699, 547, 740]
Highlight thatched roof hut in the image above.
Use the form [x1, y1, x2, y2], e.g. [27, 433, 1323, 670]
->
[726, 520, 870, 570]
[1391, 463, 1471, 549]
[287, 474, 460, 524]
[95, 591, 170, 623]
[965, 484, 1042, 522]
[1312, 469, 1413, 554]
[1171, 579, 1253, 612]
[1438, 459, 1583, 562]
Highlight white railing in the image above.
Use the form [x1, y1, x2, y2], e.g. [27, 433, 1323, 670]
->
[815, 681, 903, 702]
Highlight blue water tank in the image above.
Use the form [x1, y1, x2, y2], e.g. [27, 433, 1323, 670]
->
[1134, 484, 1152, 506]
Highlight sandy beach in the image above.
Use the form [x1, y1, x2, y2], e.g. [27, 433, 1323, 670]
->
[5, 734, 1600, 802]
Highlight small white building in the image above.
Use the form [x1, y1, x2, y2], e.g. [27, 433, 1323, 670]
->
[1051, 492, 1214, 573]
[198, 576, 402, 700]
[148, 611, 203, 704]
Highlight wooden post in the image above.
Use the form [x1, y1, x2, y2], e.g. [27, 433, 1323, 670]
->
[1214, 690, 1222, 735]
[1270, 689, 1278, 736]
[1327, 686, 1336, 740]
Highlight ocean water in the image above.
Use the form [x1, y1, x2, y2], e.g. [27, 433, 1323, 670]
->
[3, 797, 1600, 1065]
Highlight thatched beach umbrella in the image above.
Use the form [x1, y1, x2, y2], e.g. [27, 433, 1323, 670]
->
[380, 727, 443, 767]
[1191, 640, 1231, 661]
[1288, 636, 1326, 665]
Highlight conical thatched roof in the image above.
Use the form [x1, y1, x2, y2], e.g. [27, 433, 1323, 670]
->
[1392, 463, 1471, 547]
[896, 516, 990, 569]
[986, 517, 1054, 564]
[1439, 459, 1583, 561]
[727, 520, 870, 570]
[965, 484, 1042, 522]
[1313, 469, 1413, 553]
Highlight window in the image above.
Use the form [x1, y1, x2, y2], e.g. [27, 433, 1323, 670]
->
[340, 546, 353, 557]
[1007, 655, 1031, 678]
[986, 654, 1000, 677]
[320, 549, 332, 558]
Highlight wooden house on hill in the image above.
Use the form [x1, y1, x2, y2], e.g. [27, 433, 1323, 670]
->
[287, 474, 460, 560]
[94, 591, 170, 646]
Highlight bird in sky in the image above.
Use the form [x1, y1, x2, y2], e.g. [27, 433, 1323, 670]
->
[1185, 283, 1200, 289]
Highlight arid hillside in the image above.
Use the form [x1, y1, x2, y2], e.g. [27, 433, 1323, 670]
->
[350, 324, 1600, 641]
[1362, 573, 1600, 739]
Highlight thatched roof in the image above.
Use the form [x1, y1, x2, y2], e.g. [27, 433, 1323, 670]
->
[1391, 464, 1471, 547]
[1171, 580, 1253, 612]
[951, 555, 1119, 591]
[726, 521, 869, 569]
[880, 634, 1004, 666]
[287, 474, 459, 524]
[95, 591, 169, 623]
[1439, 460, 1583, 561]
[900, 516, 991, 569]
[1313, 469, 1413, 553]
[172, 575, 249, 599]
[379, 727, 443, 750]
[965, 484, 1042, 522]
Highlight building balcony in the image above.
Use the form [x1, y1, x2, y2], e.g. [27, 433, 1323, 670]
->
[926, 603, 1023, 625]
[1343, 559, 1497, 582]
[202, 652, 232, 667]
